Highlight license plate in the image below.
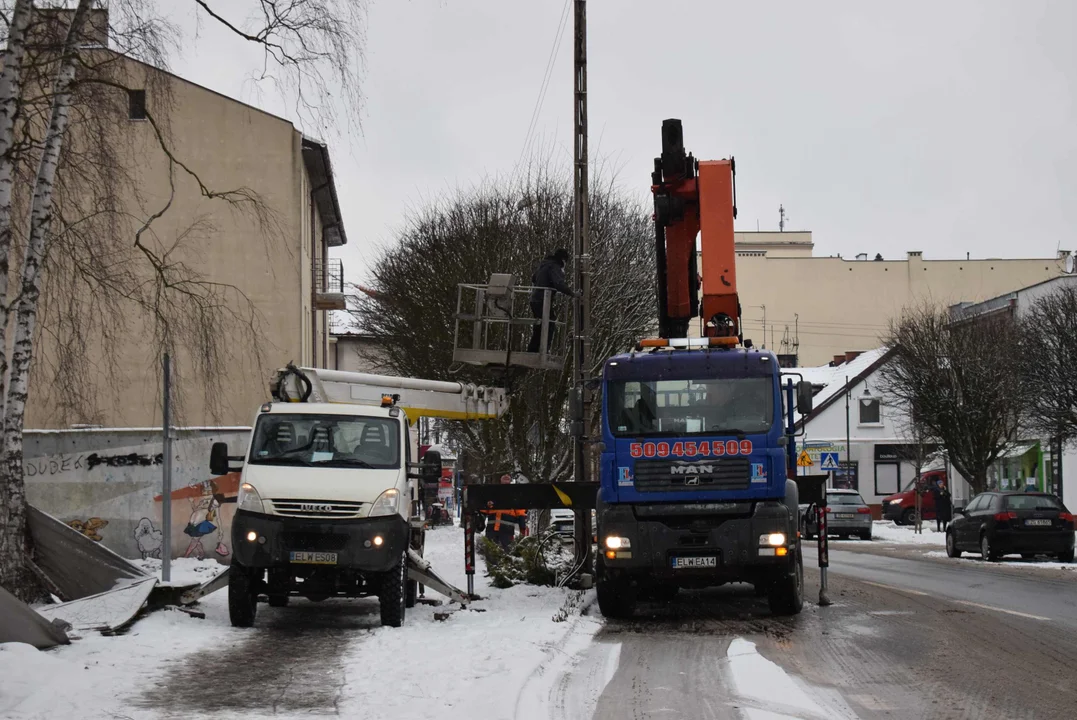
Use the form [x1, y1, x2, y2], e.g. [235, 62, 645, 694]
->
[1025, 519, 1052, 527]
[835, 513, 855, 519]
[289, 551, 338, 565]
[671, 556, 717, 569]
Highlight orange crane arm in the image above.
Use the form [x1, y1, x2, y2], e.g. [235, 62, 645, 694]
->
[650, 119, 739, 340]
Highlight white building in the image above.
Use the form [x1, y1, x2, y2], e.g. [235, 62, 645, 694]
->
[783, 349, 972, 513]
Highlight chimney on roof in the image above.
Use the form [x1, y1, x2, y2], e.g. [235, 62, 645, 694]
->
[908, 251, 923, 260]
[845, 351, 862, 363]
[832, 355, 845, 367]
[856, 253, 867, 261]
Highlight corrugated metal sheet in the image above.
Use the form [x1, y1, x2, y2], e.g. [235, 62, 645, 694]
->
[28, 506, 148, 600]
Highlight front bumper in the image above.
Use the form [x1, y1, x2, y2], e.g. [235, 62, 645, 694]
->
[882, 503, 906, 521]
[598, 501, 796, 580]
[230, 509, 408, 572]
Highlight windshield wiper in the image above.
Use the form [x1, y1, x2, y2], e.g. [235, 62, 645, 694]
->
[322, 458, 375, 468]
[253, 456, 315, 467]
[710, 427, 749, 438]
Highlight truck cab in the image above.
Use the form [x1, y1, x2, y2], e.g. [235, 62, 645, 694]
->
[212, 399, 426, 628]
[595, 344, 811, 617]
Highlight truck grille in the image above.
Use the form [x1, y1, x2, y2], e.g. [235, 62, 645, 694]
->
[269, 498, 364, 518]
[634, 458, 751, 492]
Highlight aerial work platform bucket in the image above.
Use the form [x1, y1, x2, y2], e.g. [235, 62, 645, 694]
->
[453, 274, 567, 371]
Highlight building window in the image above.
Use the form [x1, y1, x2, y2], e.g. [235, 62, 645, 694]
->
[859, 396, 881, 425]
[128, 89, 146, 120]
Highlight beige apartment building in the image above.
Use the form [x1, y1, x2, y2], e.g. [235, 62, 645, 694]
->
[25, 42, 347, 429]
[695, 232, 1071, 366]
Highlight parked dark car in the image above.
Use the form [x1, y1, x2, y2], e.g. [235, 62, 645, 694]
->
[946, 492, 1075, 562]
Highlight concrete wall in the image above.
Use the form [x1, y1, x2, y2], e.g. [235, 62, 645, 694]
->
[27, 54, 331, 430]
[24, 427, 250, 563]
[696, 237, 1069, 365]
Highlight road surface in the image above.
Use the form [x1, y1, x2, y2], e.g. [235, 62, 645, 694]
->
[585, 546, 1077, 719]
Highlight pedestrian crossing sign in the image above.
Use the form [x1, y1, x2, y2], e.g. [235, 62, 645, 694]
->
[820, 452, 841, 471]
[796, 450, 813, 467]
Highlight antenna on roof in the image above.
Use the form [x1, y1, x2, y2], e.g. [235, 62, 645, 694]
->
[778, 204, 786, 233]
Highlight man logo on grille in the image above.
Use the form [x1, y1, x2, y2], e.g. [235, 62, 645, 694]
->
[671, 464, 714, 475]
[684, 476, 700, 486]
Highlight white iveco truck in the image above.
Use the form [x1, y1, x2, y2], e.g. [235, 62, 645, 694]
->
[210, 365, 505, 628]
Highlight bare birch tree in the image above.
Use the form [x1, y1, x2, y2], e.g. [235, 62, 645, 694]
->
[351, 163, 655, 486]
[881, 304, 1026, 496]
[0, 0, 366, 599]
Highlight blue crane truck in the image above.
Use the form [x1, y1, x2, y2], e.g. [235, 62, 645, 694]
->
[592, 119, 814, 618]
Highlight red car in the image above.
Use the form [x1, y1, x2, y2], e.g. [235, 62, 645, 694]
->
[881, 470, 948, 525]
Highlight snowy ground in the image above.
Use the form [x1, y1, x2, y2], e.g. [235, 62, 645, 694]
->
[827, 520, 946, 547]
[0, 526, 607, 720]
[922, 550, 1077, 570]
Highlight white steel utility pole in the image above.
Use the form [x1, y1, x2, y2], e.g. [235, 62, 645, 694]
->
[571, 0, 592, 574]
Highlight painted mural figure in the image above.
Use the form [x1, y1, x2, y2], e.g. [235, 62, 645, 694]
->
[134, 518, 164, 559]
[67, 517, 108, 541]
[183, 480, 230, 559]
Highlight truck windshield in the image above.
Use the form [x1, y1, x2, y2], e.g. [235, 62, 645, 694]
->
[607, 377, 773, 437]
[248, 414, 400, 469]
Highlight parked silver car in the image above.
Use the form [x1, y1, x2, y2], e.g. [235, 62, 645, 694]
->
[801, 489, 873, 540]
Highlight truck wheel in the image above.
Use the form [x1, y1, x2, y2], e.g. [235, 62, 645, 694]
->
[767, 547, 804, 616]
[228, 566, 258, 627]
[901, 508, 918, 526]
[379, 550, 407, 628]
[595, 556, 636, 619]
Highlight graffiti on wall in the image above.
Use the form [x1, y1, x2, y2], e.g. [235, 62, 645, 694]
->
[67, 517, 109, 541]
[154, 472, 240, 562]
[133, 518, 163, 559]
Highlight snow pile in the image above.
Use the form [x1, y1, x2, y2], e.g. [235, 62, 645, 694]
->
[923, 550, 1077, 570]
[869, 520, 946, 546]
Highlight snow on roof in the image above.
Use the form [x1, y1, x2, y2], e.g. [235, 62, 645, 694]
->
[781, 347, 890, 425]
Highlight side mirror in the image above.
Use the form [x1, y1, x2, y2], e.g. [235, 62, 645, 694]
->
[954, 506, 965, 515]
[796, 381, 814, 415]
[209, 442, 231, 476]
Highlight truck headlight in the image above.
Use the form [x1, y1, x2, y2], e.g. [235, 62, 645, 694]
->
[889, 499, 903, 505]
[604, 536, 630, 550]
[368, 488, 400, 517]
[760, 533, 786, 547]
[237, 483, 265, 513]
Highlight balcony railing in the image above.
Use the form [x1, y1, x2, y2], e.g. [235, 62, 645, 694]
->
[314, 258, 345, 310]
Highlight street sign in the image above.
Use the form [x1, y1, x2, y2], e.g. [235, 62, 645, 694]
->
[820, 452, 841, 471]
[797, 450, 813, 467]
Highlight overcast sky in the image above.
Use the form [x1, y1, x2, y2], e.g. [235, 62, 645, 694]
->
[164, 0, 1077, 283]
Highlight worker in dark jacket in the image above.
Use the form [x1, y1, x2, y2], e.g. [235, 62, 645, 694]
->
[528, 248, 579, 353]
